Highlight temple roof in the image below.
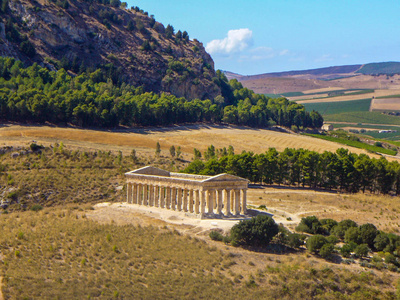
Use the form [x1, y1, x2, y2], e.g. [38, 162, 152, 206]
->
[126, 166, 249, 183]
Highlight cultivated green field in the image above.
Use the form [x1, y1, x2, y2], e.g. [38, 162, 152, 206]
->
[303, 98, 371, 116]
[324, 111, 400, 125]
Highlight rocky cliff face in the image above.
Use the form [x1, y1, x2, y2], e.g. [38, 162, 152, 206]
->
[0, 0, 220, 100]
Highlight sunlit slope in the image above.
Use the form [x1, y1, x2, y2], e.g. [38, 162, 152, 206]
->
[0, 124, 384, 158]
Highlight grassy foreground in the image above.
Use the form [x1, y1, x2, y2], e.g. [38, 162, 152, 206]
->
[0, 207, 399, 299]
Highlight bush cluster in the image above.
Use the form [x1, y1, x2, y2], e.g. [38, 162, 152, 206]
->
[297, 215, 400, 264]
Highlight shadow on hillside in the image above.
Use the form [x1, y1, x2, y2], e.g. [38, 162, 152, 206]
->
[250, 183, 339, 194]
[0, 122, 297, 137]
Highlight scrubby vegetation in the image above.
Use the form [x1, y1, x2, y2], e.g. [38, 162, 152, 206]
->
[0, 143, 139, 210]
[0, 57, 323, 129]
[0, 208, 397, 299]
[184, 146, 400, 194]
[305, 130, 397, 156]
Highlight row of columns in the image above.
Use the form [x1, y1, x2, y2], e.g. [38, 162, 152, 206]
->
[126, 183, 247, 216]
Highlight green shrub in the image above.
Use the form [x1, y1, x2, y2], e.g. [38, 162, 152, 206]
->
[209, 230, 223, 241]
[31, 204, 43, 212]
[340, 244, 352, 258]
[374, 233, 390, 251]
[306, 235, 328, 253]
[359, 223, 378, 249]
[344, 227, 362, 244]
[386, 253, 398, 266]
[320, 218, 338, 233]
[331, 219, 358, 240]
[286, 233, 305, 249]
[326, 235, 339, 245]
[320, 243, 334, 259]
[295, 216, 325, 234]
[230, 215, 279, 247]
[354, 244, 370, 258]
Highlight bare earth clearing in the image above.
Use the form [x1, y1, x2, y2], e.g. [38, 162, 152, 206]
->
[0, 123, 384, 159]
[87, 186, 400, 235]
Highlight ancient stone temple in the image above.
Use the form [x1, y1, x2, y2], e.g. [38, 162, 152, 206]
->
[125, 166, 249, 217]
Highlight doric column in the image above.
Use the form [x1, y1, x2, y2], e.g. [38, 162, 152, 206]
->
[234, 189, 240, 215]
[127, 182, 132, 203]
[171, 187, 176, 210]
[217, 189, 223, 214]
[154, 185, 159, 207]
[207, 190, 214, 214]
[177, 188, 182, 211]
[230, 190, 234, 212]
[149, 184, 154, 207]
[143, 184, 148, 206]
[137, 184, 142, 205]
[166, 187, 171, 209]
[241, 189, 247, 214]
[160, 187, 165, 208]
[132, 183, 138, 204]
[195, 190, 200, 214]
[200, 190, 206, 215]
[224, 189, 231, 215]
[188, 189, 194, 213]
[183, 189, 188, 212]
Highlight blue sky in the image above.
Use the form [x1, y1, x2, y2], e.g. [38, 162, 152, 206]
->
[130, 0, 400, 75]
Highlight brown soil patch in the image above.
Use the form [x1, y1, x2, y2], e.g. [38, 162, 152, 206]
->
[241, 74, 400, 95]
[370, 98, 400, 111]
[302, 87, 346, 94]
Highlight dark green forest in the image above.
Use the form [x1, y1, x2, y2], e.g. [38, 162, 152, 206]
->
[0, 57, 323, 128]
[184, 147, 400, 195]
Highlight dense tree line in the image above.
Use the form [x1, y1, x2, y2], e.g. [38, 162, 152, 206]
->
[183, 147, 400, 195]
[0, 57, 323, 129]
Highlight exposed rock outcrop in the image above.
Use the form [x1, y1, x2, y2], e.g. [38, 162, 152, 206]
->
[0, 0, 221, 100]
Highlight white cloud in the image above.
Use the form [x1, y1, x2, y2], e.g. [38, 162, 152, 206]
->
[239, 47, 290, 61]
[206, 29, 253, 55]
[315, 54, 333, 63]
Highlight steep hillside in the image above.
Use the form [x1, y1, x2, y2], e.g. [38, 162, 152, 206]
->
[357, 62, 400, 76]
[0, 0, 220, 99]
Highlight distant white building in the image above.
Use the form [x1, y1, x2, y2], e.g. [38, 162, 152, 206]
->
[322, 124, 333, 131]
[379, 130, 397, 133]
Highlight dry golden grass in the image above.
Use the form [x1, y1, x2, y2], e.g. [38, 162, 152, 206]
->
[0, 124, 383, 160]
[0, 205, 399, 299]
[370, 98, 400, 111]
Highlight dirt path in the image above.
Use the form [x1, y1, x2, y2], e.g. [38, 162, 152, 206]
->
[0, 276, 4, 300]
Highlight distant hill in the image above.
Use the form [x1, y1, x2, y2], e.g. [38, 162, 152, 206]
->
[228, 64, 362, 81]
[0, 0, 220, 99]
[226, 62, 400, 94]
[357, 62, 400, 76]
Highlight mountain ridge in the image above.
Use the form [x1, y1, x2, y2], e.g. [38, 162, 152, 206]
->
[225, 62, 400, 94]
[0, 0, 221, 100]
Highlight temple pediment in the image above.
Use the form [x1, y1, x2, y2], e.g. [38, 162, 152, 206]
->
[203, 173, 249, 182]
[126, 166, 170, 177]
